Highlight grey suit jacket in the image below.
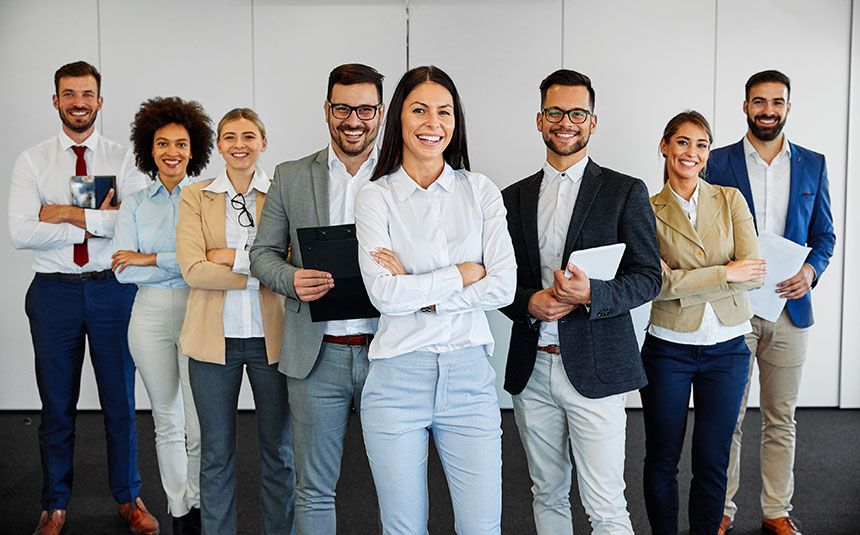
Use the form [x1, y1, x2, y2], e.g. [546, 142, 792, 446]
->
[251, 148, 373, 379]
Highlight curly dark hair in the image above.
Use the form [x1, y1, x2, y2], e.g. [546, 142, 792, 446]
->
[130, 96, 214, 179]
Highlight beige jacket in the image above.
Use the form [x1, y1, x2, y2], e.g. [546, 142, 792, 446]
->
[176, 179, 285, 364]
[649, 179, 762, 332]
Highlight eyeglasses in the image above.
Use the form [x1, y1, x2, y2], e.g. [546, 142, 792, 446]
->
[231, 193, 255, 228]
[328, 102, 382, 121]
[542, 107, 592, 124]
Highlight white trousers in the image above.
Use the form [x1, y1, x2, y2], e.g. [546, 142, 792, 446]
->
[512, 351, 633, 535]
[128, 285, 200, 516]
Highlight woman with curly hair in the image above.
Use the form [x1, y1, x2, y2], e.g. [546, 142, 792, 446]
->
[176, 108, 294, 535]
[112, 96, 214, 534]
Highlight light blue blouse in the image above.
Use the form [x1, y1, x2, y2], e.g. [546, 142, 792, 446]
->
[113, 176, 191, 288]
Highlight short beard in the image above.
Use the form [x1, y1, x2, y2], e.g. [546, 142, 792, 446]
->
[328, 123, 379, 158]
[543, 130, 589, 157]
[747, 114, 786, 142]
[59, 109, 98, 134]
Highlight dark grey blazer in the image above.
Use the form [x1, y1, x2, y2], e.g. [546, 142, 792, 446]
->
[500, 159, 661, 399]
[250, 148, 376, 379]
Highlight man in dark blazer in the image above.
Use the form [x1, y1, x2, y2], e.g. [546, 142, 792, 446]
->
[250, 63, 384, 535]
[501, 69, 661, 535]
[707, 70, 835, 535]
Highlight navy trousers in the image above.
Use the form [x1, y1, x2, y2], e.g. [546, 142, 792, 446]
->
[639, 333, 750, 535]
[25, 273, 140, 509]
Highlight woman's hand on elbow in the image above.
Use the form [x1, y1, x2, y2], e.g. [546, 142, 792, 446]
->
[111, 250, 156, 273]
[370, 247, 407, 276]
[206, 248, 236, 267]
[456, 262, 486, 287]
[726, 258, 767, 282]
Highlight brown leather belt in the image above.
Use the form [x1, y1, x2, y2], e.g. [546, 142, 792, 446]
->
[536, 345, 561, 354]
[323, 334, 373, 346]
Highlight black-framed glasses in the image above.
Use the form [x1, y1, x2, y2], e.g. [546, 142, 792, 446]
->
[328, 102, 382, 121]
[231, 193, 255, 228]
[542, 107, 592, 124]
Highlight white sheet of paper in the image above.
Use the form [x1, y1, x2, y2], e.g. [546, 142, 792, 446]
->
[748, 232, 811, 322]
[564, 243, 626, 280]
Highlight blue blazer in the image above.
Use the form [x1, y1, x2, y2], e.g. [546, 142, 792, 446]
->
[706, 139, 835, 328]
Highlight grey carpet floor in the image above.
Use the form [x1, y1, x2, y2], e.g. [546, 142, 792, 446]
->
[1, 408, 858, 534]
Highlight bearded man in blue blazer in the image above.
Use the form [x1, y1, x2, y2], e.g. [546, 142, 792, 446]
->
[706, 70, 836, 535]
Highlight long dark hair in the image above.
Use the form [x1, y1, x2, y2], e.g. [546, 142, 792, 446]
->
[371, 65, 469, 181]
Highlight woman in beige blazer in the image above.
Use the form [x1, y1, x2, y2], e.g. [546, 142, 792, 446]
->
[175, 108, 294, 535]
[640, 111, 765, 535]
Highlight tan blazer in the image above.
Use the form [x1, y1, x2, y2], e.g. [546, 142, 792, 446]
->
[649, 179, 762, 332]
[176, 179, 285, 364]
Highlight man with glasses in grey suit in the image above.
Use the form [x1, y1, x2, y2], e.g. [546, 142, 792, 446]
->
[250, 63, 384, 535]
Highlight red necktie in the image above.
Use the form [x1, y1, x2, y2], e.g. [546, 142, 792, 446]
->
[72, 145, 89, 267]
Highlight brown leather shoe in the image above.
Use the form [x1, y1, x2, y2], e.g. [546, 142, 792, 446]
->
[118, 497, 160, 535]
[718, 514, 734, 535]
[762, 516, 802, 535]
[32, 509, 66, 535]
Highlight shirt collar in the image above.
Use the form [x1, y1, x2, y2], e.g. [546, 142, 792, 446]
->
[327, 142, 378, 175]
[148, 175, 191, 198]
[203, 166, 270, 195]
[743, 133, 791, 163]
[542, 156, 588, 186]
[390, 163, 456, 202]
[669, 179, 700, 210]
[59, 128, 99, 153]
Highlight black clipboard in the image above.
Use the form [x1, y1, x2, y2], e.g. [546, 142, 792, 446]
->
[296, 224, 380, 322]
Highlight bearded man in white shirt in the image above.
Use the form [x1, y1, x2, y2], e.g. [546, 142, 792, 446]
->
[707, 69, 836, 535]
[250, 63, 384, 535]
[8, 61, 155, 535]
[501, 69, 662, 535]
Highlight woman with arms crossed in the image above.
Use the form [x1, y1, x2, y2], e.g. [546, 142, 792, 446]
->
[640, 111, 766, 535]
[175, 108, 294, 535]
[112, 96, 212, 534]
[354, 65, 516, 535]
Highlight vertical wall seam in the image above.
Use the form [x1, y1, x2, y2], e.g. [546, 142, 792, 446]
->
[96, 0, 103, 133]
[838, 0, 855, 406]
[560, 0, 565, 67]
[251, 0, 256, 110]
[713, 0, 719, 136]
[405, 0, 411, 69]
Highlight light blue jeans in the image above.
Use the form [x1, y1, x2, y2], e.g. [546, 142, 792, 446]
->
[361, 346, 502, 535]
[287, 341, 371, 534]
[189, 337, 295, 535]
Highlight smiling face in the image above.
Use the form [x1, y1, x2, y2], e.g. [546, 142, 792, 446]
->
[661, 121, 710, 183]
[325, 82, 382, 160]
[537, 84, 596, 169]
[400, 81, 455, 169]
[218, 117, 266, 176]
[744, 81, 790, 142]
[152, 123, 191, 182]
[53, 75, 102, 137]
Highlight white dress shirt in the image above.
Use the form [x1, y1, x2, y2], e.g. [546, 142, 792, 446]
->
[8, 129, 148, 273]
[355, 164, 516, 360]
[648, 180, 751, 345]
[536, 157, 587, 346]
[325, 143, 377, 336]
[744, 134, 792, 236]
[202, 167, 270, 338]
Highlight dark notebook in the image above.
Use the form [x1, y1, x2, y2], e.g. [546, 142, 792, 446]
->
[296, 224, 380, 322]
[70, 175, 118, 208]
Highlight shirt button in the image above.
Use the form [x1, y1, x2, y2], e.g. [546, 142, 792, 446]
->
[697, 251, 704, 258]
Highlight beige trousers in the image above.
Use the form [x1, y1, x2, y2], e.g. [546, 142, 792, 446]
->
[724, 308, 809, 520]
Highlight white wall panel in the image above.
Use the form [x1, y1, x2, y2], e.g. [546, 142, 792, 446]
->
[840, 1, 859, 407]
[714, 0, 851, 406]
[253, 0, 407, 169]
[0, 0, 101, 409]
[409, 0, 563, 408]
